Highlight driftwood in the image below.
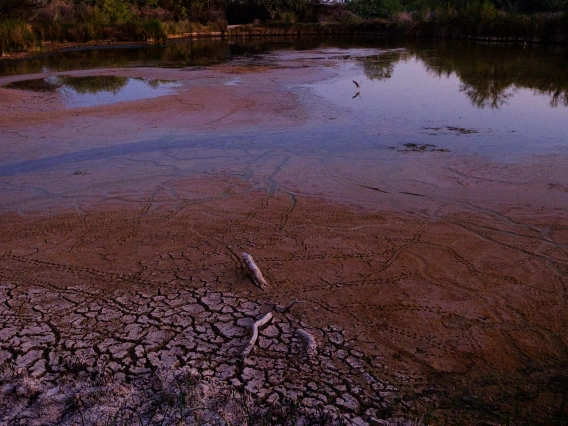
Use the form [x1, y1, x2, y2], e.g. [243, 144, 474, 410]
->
[296, 329, 317, 358]
[274, 299, 303, 314]
[242, 312, 273, 359]
[242, 252, 268, 290]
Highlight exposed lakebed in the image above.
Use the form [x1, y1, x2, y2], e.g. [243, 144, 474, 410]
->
[0, 38, 567, 425]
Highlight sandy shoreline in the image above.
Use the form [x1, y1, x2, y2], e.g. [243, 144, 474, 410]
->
[1, 50, 567, 424]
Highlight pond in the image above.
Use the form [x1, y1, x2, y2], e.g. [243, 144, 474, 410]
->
[4, 76, 181, 108]
[0, 37, 567, 213]
[1, 37, 568, 425]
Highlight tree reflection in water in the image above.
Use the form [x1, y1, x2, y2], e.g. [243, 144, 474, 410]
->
[360, 51, 406, 81]
[4, 75, 176, 95]
[414, 43, 568, 109]
[60, 76, 128, 94]
[2, 38, 567, 109]
[356, 41, 568, 109]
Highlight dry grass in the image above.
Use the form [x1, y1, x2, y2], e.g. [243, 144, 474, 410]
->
[0, 361, 350, 426]
[0, 19, 40, 56]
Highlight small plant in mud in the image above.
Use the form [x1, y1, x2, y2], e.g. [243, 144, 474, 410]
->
[0, 18, 39, 56]
[63, 355, 89, 376]
[0, 361, 42, 398]
[0, 361, 349, 425]
[243, 396, 346, 426]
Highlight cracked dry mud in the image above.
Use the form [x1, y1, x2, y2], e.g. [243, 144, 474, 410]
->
[1, 188, 567, 425]
[0, 194, 415, 425]
[1, 48, 568, 425]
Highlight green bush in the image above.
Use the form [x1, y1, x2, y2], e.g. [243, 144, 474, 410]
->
[348, 0, 403, 18]
[139, 19, 167, 42]
[0, 18, 39, 56]
[96, 0, 132, 24]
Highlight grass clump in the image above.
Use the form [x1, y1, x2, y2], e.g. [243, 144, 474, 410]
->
[31, 4, 168, 45]
[162, 19, 227, 37]
[0, 361, 347, 425]
[0, 19, 40, 56]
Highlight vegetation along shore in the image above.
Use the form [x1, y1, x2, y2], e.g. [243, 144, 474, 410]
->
[1, 0, 568, 57]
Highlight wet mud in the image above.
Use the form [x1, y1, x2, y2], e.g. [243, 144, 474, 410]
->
[1, 48, 567, 424]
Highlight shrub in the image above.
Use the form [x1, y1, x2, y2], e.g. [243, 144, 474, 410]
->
[139, 19, 167, 43]
[348, 0, 403, 18]
[96, 0, 132, 24]
[0, 18, 39, 56]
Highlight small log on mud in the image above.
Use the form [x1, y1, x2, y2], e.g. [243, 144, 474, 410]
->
[296, 329, 317, 358]
[242, 312, 273, 359]
[242, 252, 268, 290]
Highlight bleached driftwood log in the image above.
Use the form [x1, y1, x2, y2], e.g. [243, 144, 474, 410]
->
[242, 252, 268, 290]
[275, 299, 303, 314]
[242, 312, 273, 359]
[296, 329, 317, 358]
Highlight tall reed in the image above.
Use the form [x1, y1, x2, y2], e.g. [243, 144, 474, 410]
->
[163, 19, 227, 37]
[0, 19, 40, 56]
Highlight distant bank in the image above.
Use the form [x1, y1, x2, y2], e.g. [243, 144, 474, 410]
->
[227, 17, 567, 44]
[2, 15, 567, 59]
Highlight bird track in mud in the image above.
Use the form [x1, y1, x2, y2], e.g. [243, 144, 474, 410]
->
[0, 185, 567, 424]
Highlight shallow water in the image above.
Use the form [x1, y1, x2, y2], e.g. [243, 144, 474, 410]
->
[0, 38, 567, 215]
[2, 39, 568, 426]
[4, 76, 181, 108]
[308, 54, 568, 156]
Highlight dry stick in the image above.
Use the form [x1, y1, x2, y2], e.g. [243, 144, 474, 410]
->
[242, 312, 273, 359]
[242, 252, 268, 290]
[275, 299, 303, 314]
[296, 329, 317, 358]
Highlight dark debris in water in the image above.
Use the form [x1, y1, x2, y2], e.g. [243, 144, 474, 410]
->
[390, 143, 450, 153]
[423, 126, 479, 135]
[3, 78, 58, 92]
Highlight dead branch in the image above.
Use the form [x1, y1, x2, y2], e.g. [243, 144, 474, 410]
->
[296, 329, 317, 358]
[242, 252, 268, 290]
[275, 299, 303, 314]
[242, 312, 273, 359]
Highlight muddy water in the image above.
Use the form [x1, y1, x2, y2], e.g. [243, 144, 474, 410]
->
[1, 39, 568, 424]
[1, 40, 567, 215]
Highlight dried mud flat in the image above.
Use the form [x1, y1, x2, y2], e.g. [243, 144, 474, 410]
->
[1, 187, 567, 425]
[1, 50, 568, 425]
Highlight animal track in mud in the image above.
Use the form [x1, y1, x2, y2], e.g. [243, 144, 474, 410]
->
[0, 189, 567, 424]
[0, 281, 402, 424]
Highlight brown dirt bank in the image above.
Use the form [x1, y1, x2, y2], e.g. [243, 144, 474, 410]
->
[227, 20, 568, 44]
[1, 15, 566, 62]
[1, 183, 567, 424]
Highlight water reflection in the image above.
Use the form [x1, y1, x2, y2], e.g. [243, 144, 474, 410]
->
[359, 42, 568, 110]
[4, 76, 180, 108]
[350, 42, 567, 109]
[360, 51, 404, 81]
[5, 75, 128, 93]
[1, 38, 567, 110]
[421, 45, 568, 109]
[0, 38, 306, 75]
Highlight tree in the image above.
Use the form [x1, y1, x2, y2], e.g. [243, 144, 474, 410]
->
[96, 0, 133, 23]
[347, 0, 401, 18]
[0, 0, 47, 18]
